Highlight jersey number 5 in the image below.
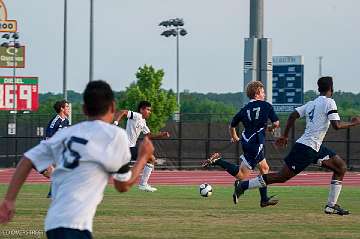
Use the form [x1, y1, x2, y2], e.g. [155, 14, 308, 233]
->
[62, 136, 88, 169]
[247, 107, 261, 121]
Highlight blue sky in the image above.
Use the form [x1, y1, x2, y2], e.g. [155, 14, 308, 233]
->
[2, 0, 360, 94]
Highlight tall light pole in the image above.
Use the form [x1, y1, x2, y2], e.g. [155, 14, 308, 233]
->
[89, 0, 94, 82]
[318, 56, 323, 78]
[1, 32, 21, 130]
[159, 18, 187, 109]
[63, 0, 68, 100]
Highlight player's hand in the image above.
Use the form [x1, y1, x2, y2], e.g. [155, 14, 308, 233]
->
[350, 116, 360, 125]
[161, 131, 170, 138]
[0, 200, 15, 224]
[114, 111, 122, 122]
[275, 136, 288, 148]
[138, 137, 154, 160]
[231, 137, 240, 143]
[41, 165, 54, 179]
[266, 125, 275, 133]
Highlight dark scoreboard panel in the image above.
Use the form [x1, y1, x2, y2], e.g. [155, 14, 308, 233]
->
[272, 56, 304, 112]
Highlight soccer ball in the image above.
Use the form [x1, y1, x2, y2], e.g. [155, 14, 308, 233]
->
[199, 183, 213, 197]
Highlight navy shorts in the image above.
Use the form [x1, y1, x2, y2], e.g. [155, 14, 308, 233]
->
[240, 138, 265, 170]
[284, 143, 336, 174]
[130, 146, 137, 162]
[46, 227, 92, 239]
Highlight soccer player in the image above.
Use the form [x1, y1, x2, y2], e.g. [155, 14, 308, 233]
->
[43, 100, 71, 198]
[202, 80, 280, 207]
[114, 101, 170, 192]
[0, 80, 154, 239]
[45, 100, 71, 139]
[233, 76, 360, 215]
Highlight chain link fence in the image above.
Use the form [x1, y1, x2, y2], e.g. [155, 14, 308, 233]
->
[1, 113, 360, 171]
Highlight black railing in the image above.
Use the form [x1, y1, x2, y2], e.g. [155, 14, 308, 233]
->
[1, 113, 360, 170]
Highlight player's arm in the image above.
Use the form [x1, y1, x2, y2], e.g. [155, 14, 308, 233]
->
[0, 157, 34, 224]
[330, 117, 360, 130]
[46, 119, 61, 138]
[267, 120, 280, 133]
[113, 110, 128, 125]
[113, 137, 154, 192]
[229, 111, 242, 142]
[275, 111, 300, 147]
[267, 104, 280, 133]
[146, 132, 170, 139]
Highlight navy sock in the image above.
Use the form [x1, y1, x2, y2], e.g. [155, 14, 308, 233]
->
[240, 180, 249, 190]
[259, 187, 268, 202]
[215, 159, 240, 177]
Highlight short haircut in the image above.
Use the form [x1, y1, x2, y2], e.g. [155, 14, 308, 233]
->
[246, 80, 264, 99]
[317, 76, 333, 93]
[137, 100, 151, 112]
[53, 100, 69, 113]
[83, 80, 114, 117]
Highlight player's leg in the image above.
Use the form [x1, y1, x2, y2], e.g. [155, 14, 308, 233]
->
[202, 152, 242, 178]
[258, 160, 279, 207]
[317, 147, 349, 215]
[130, 146, 156, 192]
[138, 155, 157, 192]
[233, 143, 312, 204]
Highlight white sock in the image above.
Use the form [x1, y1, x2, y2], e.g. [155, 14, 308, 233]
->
[327, 180, 342, 207]
[139, 163, 154, 186]
[248, 175, 267, 189]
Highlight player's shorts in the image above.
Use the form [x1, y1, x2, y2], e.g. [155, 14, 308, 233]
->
[46, 227, 92, 239]
[130, 146, 137, 162]
[240, 138, 265, 170]
[284, 142, 336, 174]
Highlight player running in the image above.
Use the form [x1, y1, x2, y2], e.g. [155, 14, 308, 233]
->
[233, 76, 360, 215]
[0, 80, 154, 239]
[202, 80, 280, 207]
[114, 101, 170, 192]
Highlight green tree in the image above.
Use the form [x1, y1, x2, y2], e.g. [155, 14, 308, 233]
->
[117, 65, 177, 132]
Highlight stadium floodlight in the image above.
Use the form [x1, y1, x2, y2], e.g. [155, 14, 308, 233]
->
[2, 33, 10, 39]
[159, 20, 171, 27]
[159, 18, 188, 110]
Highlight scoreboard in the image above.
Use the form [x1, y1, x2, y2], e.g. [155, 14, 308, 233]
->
[272, 56, 304, 112]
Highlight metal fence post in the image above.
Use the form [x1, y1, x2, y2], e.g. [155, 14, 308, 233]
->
[178, 114, 182, 169]
[206, 120, 211, 160]
[346, 117, 351, 169]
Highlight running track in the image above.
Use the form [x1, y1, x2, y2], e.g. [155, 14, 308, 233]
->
[0, 169, 360, 186]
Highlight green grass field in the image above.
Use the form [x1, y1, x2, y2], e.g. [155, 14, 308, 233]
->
[0, 184, 359, 239]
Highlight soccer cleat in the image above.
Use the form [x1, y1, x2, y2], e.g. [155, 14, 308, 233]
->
[201, 152, 221, 168]
[260, 195, 279, 208]
[233, 180, 245, 204]
[324, 204, 350, 216]
[138, 184, 157, 192]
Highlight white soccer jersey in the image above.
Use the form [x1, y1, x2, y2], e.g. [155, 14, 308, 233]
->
[24, 120, 131, 232]
[125, 111, 150, 147]
[296, 96, 340, 152]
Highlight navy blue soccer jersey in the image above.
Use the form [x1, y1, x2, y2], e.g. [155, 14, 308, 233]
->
[45, 115, 70, 138]
[230, 100, 278, 144]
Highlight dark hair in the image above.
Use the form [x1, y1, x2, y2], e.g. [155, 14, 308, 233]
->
[53, 100, 69, 113]
[317, 76, 333, 93]
[83, 80, 114, 117]
[137, 100, 151, 112]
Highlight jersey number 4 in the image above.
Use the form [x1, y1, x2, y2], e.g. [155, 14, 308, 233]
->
[62, 136, 88, 169]
[247, 107, 261, 121]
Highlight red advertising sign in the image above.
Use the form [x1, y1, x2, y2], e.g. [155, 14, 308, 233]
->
[0, 76, 39, 111]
